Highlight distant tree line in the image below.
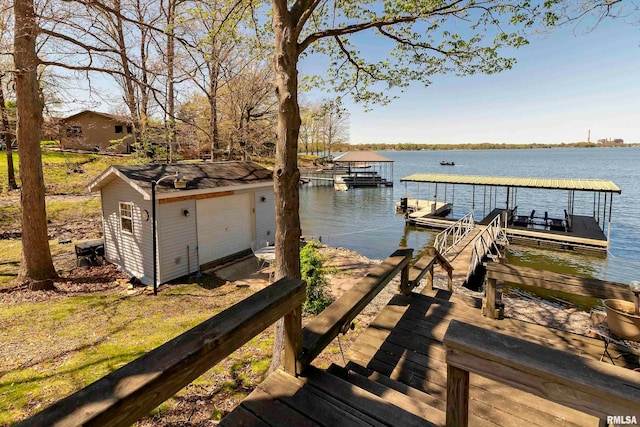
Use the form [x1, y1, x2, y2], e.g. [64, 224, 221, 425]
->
[330, 140, 636, 152]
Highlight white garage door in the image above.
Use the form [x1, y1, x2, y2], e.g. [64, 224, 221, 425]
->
[196, 193, 253, 264]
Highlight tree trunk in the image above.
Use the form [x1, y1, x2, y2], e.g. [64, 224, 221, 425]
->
[269, 1, 302, 373]
[0, 75, 17, 190]
[166, 0, 176, 162]
[208, 60, 220, 161]
[14, 0, 57, 287]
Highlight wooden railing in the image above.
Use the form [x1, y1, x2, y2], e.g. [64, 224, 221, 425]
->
[483, 262, 635, 319]
[466, 214, 506, 284]
[433, 211, 475, 257]
[18, 277, 306, 427]
[407, 246, 454, 292]
[20, 247, 430, 426]
[299, 248, 413, 371]
[444, 320, 640, 427]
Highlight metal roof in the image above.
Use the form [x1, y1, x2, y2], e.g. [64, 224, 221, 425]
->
[333, 151, 394, 163]
[400, 173, 621, 193]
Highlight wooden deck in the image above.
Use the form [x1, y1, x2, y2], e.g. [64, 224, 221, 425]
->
[221, 288, 639, 426]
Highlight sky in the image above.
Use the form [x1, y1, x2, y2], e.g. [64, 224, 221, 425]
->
[299, 17, 640, 145]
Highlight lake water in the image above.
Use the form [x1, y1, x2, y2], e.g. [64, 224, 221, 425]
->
[300, 147, 640, 284]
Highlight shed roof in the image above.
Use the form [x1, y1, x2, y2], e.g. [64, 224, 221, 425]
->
[333, 151, 394, 163]
[400, 173, 621, 193]
[88, 161, 273, 198]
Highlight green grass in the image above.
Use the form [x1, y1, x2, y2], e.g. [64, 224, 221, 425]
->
[0, 282, 261, 425]
[0, 150, 144, 194]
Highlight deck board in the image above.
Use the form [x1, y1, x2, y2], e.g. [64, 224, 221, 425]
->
[221, 289, 634, 426]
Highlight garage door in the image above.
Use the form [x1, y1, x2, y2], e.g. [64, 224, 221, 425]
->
[196, 193, 252, 264]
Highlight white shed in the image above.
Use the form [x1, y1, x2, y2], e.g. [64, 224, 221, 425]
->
[88, 162, 274, 286]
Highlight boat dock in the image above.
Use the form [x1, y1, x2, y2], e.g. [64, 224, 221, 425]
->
[399, 173, 621, 254]
[301, 151, 394, 190]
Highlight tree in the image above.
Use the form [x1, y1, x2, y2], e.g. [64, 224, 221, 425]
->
[319, 97, 349, 158]
[14, 0, 57, 287]
[269, 0, 545, 369]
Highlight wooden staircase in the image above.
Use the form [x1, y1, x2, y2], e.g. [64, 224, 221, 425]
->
[220, 365, 443, 426]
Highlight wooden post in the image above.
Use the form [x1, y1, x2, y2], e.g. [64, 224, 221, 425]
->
[399, 259, 410, 295]
[283, 305, 302, 375]
[446, 364, 469, 427]
[426, 265, 434, 291]
[446, 267, 453, 292]
[484, 277, 497, 319]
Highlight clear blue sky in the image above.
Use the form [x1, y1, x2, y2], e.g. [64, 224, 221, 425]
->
[300, 19, 640, 145]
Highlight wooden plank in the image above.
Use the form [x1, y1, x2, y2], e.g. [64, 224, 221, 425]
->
[159, 190, 234, 204]
[19, 277, 306, 427]
[444, 320, 640, 420]
[486, 262, 633, 300]
[284, 306, 302, 375]
[218, 405, 271, 427]
[300, 248, 412, 370]
[302, 366, 439, 427]
[240, 386, 319, 426]
[255, 370, 379, 427]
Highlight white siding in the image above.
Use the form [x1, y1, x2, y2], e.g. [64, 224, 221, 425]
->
[101, 178, 151, 283]
[157, 199, 198, 284]
[254, 187, 275, 249]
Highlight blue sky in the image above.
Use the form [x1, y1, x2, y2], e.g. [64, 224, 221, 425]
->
[300, 18, 640, 145]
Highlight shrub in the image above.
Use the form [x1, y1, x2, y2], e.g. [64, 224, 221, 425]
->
[300, 241, 333, 314]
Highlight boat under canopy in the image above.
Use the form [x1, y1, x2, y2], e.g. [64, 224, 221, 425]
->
[399, 173, 621, 254]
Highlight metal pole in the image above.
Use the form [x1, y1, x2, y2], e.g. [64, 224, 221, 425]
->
[152, 180, 158, 295]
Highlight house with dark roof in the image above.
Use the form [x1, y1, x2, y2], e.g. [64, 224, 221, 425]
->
[59, 110, 134, 153]
[88, 162, 275, 285]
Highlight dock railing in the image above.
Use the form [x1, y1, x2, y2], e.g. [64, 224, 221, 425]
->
[433, 211, 475, 257]
[20, 247, 433, 426]
[483, 262, 635, 319]
[444, 319, 640, 427]
[466, 214, 506, 284]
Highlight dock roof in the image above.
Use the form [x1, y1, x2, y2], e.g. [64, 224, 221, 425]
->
[333, 151, 394, 163]
[400, 173, 621, 193]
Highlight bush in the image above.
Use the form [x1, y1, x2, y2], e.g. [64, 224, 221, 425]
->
[300, 241, 333, 314]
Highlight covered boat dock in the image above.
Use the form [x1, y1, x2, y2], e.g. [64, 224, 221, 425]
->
[399, 173, 621, 253]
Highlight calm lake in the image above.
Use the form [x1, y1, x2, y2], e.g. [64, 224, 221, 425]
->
[300, 147, 640, 285]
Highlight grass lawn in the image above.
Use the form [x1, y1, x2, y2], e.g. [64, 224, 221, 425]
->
[0, 279, 272, 425]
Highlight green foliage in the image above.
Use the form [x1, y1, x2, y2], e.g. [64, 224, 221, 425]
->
[300, 241, 333, 314]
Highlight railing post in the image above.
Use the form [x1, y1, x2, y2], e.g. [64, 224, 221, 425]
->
[284, 305, 302, 375]
[484, 277, 497, 319]
[447, 267, 453, 292]
[399, 248, 413, 295]
[426, 264, 434, 291]
[446, 364, 469, 427]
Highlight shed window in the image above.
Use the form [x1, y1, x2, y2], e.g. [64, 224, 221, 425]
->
[126, 125, 133, 134]
[115, 125, 123, 134]
[66, 125, 83, 138]
[119, 202, 134, 234]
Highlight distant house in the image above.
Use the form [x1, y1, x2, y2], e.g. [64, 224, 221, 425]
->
[88, 162, 275, 285]
[59, 110, 134, 153]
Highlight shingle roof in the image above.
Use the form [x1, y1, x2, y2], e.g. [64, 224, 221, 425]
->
[89, 161, 273, 196]
[400, 173, 621, 193]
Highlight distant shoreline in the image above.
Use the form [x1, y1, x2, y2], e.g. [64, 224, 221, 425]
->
[334, 142, 639, 152]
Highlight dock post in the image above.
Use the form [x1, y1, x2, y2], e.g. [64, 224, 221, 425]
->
[426, 265, 434, 291]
